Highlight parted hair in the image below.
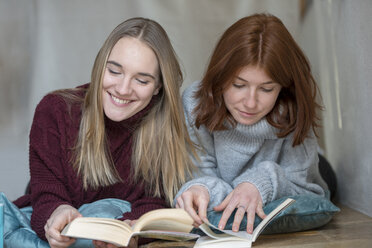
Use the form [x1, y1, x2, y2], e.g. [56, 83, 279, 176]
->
[194, 13, 322, 146]
[58, 17, 196, 205]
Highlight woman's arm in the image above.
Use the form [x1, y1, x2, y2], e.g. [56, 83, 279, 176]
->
[175, 83, 233, 209]
[232, 131, 327, 205]
[29, 94, 74, 240]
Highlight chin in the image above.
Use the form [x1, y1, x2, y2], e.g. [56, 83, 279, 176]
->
[105, 111, 128, 122]
[237, 118, 259, 126]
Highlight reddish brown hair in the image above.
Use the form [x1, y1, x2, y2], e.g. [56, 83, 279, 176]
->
[194, 13, 322, 146]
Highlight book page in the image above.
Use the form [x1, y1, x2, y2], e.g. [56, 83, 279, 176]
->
[133, 208, 194, 233]
[61, 217, 133, 247]
[198, 198, 295, 243]
[195, 236, 252, 248]
[252, 198, 295, 242]
[133, 230, 199, 241]
[200, 223, 252, 240]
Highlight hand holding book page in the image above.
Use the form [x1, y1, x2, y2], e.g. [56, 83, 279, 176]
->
[61, 208, 199, 247]
[194, 198, 295, 247]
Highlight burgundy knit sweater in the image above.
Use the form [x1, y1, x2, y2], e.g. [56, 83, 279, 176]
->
[13, 85, 167, 240]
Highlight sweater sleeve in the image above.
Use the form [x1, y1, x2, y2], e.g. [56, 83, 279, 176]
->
[29, 94, 73, 240]
[231, 131, 328, 205]
[174, 82, 233, 209]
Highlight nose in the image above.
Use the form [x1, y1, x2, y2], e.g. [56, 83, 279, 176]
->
[115, 77, 132, 96]
[243, 89, 257, 109]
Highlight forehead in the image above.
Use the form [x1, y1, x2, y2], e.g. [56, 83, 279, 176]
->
[108, 37, 159, 72]
[236, 65, 272, 83]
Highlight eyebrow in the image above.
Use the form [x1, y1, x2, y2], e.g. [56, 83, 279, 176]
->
[107, 60, 156, 80]
[236, 76, 274, 85]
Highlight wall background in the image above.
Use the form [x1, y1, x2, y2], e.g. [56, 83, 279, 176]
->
[298, 0, 372, 217]
[1, 0, 371, 217]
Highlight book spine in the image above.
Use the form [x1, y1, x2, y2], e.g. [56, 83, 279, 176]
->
[0, 203, 3, 248]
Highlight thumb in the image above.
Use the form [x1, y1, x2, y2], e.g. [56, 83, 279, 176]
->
[69, 211, 82, 223]
[256, 202, 267, 220]
[213, 193, 232, 212]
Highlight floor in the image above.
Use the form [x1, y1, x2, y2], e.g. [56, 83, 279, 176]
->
[140, 204, 372, 248]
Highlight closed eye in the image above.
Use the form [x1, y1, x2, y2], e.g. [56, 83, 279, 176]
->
[136, 78, 149, 85]
[261, 87, 274, 92]
[233, 83, 244, 89]
[108, 68, 121, 75]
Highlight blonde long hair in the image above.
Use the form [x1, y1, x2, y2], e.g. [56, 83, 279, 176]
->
[71, 17, 196, 204]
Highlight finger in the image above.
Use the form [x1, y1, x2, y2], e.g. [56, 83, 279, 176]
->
[48, 227, 71, 242]
[48, 237, 75, 248]
[176, 197, 185, 209]
[183, 197, 202, 225]
[218, 203, 235, 230]
[213, 193, 232, 212]
[246, 205, 256, 234]
[256, 202, 267, 220]
[93, 240, 102, 247]
[107, 243, 118, 248]
[94, 240, 109, 248]
[197, 198, 209, 223]
[232, 205, 246, 232]
[93, 240, 106, 247]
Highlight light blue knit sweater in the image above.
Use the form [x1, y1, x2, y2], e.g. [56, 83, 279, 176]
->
[175, 81, 328, 210]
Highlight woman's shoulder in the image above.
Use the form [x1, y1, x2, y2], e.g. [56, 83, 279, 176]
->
[36, 91, 68, 113]
[38, 84, 87, 107]
[182, 81, 201, 113]
[182, 80, 200, 96]
[34, 84, 87, 122]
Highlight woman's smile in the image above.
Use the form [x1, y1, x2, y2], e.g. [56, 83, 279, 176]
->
[108, 91, 132, 106]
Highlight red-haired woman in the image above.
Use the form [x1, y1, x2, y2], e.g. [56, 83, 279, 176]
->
[175, 13, 329, 234]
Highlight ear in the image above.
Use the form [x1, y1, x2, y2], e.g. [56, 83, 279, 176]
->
[153, 84, 162, 95]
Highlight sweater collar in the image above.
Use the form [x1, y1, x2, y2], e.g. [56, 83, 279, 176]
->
[234, 118, 279, 140]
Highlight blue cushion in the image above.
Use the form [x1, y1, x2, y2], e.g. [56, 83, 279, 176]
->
[206, 194, 340, 234]
[0, 192, 133, 248]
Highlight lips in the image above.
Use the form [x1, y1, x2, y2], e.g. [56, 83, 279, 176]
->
[109, 92, 132, 105]
[238, 109, 257, 117]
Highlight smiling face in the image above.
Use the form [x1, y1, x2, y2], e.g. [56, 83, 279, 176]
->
[102, 37, 161, 122]
[223, 65, 282, 126]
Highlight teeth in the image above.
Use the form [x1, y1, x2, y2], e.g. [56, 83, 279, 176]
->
[111, 94, 130, 104]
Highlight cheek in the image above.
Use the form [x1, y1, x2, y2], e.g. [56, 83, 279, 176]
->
[223, 90, 236, 106]
[102, 73, 116, 88]
[138, 86, 157, 102]
[265, 93, 280, 111]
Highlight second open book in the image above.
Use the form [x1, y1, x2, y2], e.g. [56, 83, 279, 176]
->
[61, 198, 295, 247]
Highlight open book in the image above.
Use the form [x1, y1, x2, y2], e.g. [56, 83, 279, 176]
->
[62, 198, 294, 247]
[61, 208, 199, 247]
[194, 198, 295, 247]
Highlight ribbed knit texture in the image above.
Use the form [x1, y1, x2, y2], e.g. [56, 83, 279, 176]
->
[174, 81, 328, 209]
[13, 84, 167, 240]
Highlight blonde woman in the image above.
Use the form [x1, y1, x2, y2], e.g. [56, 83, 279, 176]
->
[2, 17, 195, 248]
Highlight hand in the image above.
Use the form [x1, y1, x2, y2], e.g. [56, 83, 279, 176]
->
[93, 220, 138, 248]
[175, 185, 210, 226]
[214, 182, 266, 233]
[44, 204, 82, 248]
